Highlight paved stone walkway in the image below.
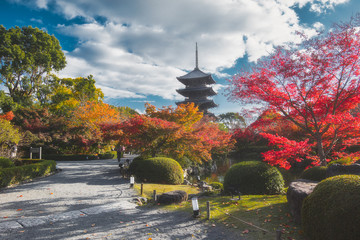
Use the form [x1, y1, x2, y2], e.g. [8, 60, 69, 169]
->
[0, 156, 245, 240]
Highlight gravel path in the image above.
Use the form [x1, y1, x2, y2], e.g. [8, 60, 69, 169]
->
[0, 156, 245, 240]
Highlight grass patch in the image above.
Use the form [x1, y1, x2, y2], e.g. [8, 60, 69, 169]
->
[133, 183, 200, 199]
[194, 195, 305, 240]
[134, 182, 305, 240]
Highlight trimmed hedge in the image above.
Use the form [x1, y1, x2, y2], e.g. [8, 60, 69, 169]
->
[300, 166, 327, 182]
[132, 157, 184, 185]
[302, 175, 360, 240]
[224, 161, 284, 195]
[0, 159, 56, 188]
[0, 157, 15, 168]
[128, 156, 146, 175]
[43, 152, 115, 161]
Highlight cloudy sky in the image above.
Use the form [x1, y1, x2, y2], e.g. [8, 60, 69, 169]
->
[0, 0, 358, 114]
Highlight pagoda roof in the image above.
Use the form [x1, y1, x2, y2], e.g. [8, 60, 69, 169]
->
[177, 68, 215, 85]
[176, 98, 218, 109]
[176, 86, 216, 97]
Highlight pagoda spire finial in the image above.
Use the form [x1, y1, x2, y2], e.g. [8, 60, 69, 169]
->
[195, 42, 199, 69]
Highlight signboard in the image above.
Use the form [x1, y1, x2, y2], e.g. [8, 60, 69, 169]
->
[30, 147, 42, 159]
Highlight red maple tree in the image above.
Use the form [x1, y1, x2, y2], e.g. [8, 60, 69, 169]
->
[104, 104, 234, 163]
[228, 16, 360, 168]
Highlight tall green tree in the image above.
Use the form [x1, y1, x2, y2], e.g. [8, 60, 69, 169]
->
[0, 119, 21, 158]
[43, 75, 104, 116]
[0, 90, 16, 113]
[0, 25, 66, 105]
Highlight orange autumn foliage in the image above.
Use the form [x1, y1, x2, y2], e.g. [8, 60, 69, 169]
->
[0, 111, 14, 121]
[68, 101, 123, 149]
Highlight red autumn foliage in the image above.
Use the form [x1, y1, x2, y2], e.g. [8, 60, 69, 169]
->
[228, 16, 360, 168]
[104, 104, 234, 163]
[0, 111, 14, 121]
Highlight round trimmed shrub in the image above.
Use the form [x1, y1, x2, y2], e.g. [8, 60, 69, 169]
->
[128, 156, 146, 175]
[224, 161, 284, 194]
[302, 175, 360, 240]
[133, 157, 184, 185]
[300, 166, 327, 182]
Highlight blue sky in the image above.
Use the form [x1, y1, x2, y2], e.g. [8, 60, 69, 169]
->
[0, 0, 359, 115]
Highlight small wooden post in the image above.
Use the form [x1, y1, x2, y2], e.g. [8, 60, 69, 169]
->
[276, 229, 282, 240]
[141, 183, 144, 195]
[30, 147, 33, 159]
[206, 201, 211, 220]
[153, 190, 157, 202]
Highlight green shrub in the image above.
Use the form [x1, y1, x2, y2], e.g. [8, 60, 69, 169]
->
[14, 159, 43, 166]
[133, 157, 184, 185]
[175, 156, 192, 168]
[0, 157, 14, 168]
[300, 166, 327, 182]
[302, 175, 360, 240]
[210, 182, 224, 191]
[98, 152, 115, 159]
[128, 156, 146, 174]
[278, 168, 300, 187]
[43, 154, 100, 161]
[0, 160, 56, 188]
[223, 161, 284, 195]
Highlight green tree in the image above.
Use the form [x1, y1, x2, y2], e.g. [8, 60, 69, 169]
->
[0, 90, 16, 113]
[44, 75, 104, 116]
[0, 25, 66, 105]
[217, 112, 246, 131]
[0, 119, 21, 157]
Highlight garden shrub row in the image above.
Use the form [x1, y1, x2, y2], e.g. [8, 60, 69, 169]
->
[0, 159, 56, 188]
[0, 157, 15, 168]
[43, 152, 115, 161]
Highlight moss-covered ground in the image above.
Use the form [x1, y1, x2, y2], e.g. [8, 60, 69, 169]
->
[133, 183, 306, 240]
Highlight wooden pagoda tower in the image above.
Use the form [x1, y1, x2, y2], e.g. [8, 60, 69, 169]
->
[176, 44, 217, 114]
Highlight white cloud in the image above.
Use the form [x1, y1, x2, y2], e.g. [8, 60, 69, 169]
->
[277, 0, 350, 13]
[12, 0, 349, 102]
[30, 18, 43, 24]
[97, 85, 145, 99]
[35, 0, 48, 9]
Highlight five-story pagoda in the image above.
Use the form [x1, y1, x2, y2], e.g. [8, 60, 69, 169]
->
[176, 44, 217, 114]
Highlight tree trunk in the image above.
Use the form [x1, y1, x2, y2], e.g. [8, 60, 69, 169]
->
[316, 135, 327, 166]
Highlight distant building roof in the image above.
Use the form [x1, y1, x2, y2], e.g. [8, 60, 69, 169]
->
[176, 43, 217, 113]
[177, 68, 215, 85]
[176, 86, 216, 97]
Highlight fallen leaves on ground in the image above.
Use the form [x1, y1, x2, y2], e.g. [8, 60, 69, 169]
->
[242, 229, 250, 234]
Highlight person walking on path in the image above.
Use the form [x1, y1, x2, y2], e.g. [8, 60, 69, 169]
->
[116, 145, 125, 162]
